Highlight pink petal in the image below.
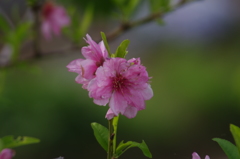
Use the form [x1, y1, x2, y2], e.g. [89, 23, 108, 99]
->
[140, 84, 153, 100]
[192, 152, 201, 159]
[205, 155, 210, 159]
[125, 88, 145, 110]
[81, 34, 104, 61]
[0, 149, 15, 159]
[41, 21, 52, 40]
[88, 78, 112, 105]
[80, 59, 98, 80]
[109, 91, 128, 115]
[66, 59, 84, 74]
[122, 106, 138, 118]
[105, 108, 116, 120]
[99, 41, 108, 58]
[94, 98, 109, 106]
[54, 7, 70, 26]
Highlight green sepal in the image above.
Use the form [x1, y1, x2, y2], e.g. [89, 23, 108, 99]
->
[230, 124, 240, 154]
[100, 32, 111, 57]
[0, 136, 40, 151]
[213, 138, 240, 159]
[115, 140, 152, 158]
[91, 122, 109, 151]
[114, 40, 130, 58]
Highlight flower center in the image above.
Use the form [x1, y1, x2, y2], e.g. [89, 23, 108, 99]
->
[42, 3, 54, 18]
[112, 74, 127, 91]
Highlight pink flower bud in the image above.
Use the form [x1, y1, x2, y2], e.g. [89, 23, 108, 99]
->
[0, 149, 15, 159]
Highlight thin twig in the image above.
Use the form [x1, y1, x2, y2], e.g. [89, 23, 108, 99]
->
[0, 0, 192, 68]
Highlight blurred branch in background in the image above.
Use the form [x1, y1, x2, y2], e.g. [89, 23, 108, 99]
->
[0, 0, 194, 68]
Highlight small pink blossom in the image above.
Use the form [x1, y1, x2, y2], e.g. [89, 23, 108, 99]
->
[41, 2, 70, 40]
[192, 152, 210, 159]
[88, 57, 153, 119]
[0, 149, 15, 159]
[66, 34, 108, 89]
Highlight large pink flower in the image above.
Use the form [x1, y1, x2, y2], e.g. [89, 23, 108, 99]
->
[41, 2, 70, 40]
[0, 149, 15, 159]
[192, 152, 210, 159]
[88, 57, 153, 119]
[66, 34, 108, 89]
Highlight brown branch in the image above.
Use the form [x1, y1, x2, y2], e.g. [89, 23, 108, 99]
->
[105, 0, 191, 41]
[0, 0, 191, 68]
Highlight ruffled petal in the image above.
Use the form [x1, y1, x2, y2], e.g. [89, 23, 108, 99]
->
[80, 59, 97, 80]
[81, 34, 104, 61]
[122, 106, 138, 118]
[66, 59, 84, 73]
[192, 152, 201, 159]
[205, 155, 210, 159]
[94, 98, 109, 106]
[105, 108, 116, 120]
[109, 91, 128, 115]
[141, 84, 153, 100]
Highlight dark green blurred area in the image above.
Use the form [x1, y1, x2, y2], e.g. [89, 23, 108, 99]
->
[1, 0, 240, 159]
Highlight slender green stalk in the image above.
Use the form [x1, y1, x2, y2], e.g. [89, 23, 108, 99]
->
[107, 119, 114, 159]
[112, 116, 119, 155]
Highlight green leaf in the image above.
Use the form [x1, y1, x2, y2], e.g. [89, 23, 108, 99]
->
[79, 4, 93, 38]
[0, 16, 10, 33]
[213, 138, 240, 159]
[115, 140, 152, 158]
[113, 0, 140, 19]
[114, 40, 130, 58]
[100, 32, 111, 57]
[91, 122, 109, 151]
[15, 22, 31, 42]
[149, 0, 170, 13]
[231, 124, 240, 154]
[0, 136, 40, 151]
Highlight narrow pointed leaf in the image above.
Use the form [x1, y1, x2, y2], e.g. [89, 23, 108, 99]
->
[79, 4, 93, 37]
[115, 140, 152, 158]
[114, 39, 130, 58]
[0, 136, 40, 151]
[213, 138, 240, 159]
[91, 122, 109, 151]
[115, 140, 132, 157]
[100, 32, 111, 57]
[230, 124, 240, 154]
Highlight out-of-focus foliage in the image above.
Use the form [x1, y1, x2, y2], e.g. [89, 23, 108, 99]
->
[59, 0, 115, 16]
[0, 136, 40, 151]
[149, 0, 170, 12]
[64, 4, 93, 44]
[0, 13, 31, 63]
[112, 0, 141, 21]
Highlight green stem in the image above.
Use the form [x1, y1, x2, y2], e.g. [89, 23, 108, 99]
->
[107, 119, 114, 159]
[112, 116, 119, 155]
[107, 116, 120, 159]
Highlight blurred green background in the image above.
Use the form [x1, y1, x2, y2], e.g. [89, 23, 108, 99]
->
[1, 0, 240, 158]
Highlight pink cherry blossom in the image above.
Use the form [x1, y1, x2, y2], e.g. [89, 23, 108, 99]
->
[66, 34, 108, 89]
[0, 149, 15, 159]
[192, 152, 210, 159]
[88, 57, 153, 119]
[41, 2, 70, 40]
